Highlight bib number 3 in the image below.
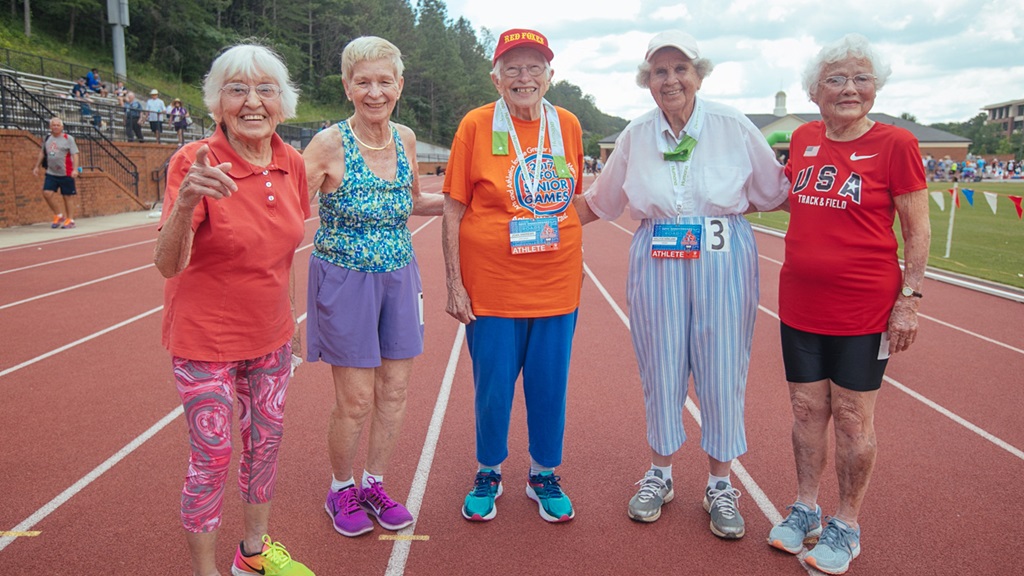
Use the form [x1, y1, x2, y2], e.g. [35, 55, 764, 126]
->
[704, 217, 729, 252]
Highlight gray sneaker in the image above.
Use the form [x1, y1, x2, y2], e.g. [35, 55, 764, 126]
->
[703, 480, 745, 539]
[628, 469, 674, 522]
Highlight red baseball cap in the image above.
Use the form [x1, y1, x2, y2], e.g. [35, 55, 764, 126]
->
[492, 29, 554, 65]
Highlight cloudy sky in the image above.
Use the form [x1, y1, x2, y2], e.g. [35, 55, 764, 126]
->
[444, 0, 1023, 125]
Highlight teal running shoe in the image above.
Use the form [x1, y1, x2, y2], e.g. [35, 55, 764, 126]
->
[462, 469, 502, 521]
[526, 471, 575, 523]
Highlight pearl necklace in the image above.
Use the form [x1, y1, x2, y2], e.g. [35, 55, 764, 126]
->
[348, 119, 393, 151]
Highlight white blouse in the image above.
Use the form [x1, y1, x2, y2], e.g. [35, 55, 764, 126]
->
[585, 97, 789, 220]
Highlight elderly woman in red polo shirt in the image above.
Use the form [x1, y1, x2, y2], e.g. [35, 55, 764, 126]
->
[154, 43, 314, 576]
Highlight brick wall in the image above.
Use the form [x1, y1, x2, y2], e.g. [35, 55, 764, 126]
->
[0, 129, 178, 228]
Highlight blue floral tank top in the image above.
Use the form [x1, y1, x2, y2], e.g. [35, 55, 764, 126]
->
[313, 121, 413, 272]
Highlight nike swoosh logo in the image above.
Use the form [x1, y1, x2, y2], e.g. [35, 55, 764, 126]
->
[239, 558, 265, 575]
[850, 152, 878, 161]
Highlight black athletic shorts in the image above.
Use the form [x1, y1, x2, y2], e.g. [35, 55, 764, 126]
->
[43, 174, 77, 196]
[780, 322, 888, 392]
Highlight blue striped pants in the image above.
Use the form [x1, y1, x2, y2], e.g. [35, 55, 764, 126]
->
[627, 215, 758, 462]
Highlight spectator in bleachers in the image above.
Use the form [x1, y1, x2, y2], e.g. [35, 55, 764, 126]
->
[113, 80, 128, 105]
[71, 78, 102, 129]
[145, 89, 167, 144]
[168, 98, 191, 147]
[86, 68, 108, 97]
[124, 91, 145, 142]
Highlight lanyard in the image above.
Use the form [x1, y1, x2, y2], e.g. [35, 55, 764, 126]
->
[493, 98, 571, 196]
[664, 97, 706, 200]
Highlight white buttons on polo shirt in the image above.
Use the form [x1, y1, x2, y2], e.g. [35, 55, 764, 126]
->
[268, 195, 275, 201]
[265, 181, 272, 187]
[262, 170, 269, 176]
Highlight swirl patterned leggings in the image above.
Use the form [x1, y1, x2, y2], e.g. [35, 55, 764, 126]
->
[173, 343, 291, 533]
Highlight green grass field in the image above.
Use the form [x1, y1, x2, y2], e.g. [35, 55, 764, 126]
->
[748, 180, 1024, 289]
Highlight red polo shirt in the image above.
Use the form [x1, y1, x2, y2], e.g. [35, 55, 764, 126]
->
[160, 126, 310, 361]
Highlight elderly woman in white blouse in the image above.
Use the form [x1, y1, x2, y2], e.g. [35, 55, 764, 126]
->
[575, 30, 788, 539]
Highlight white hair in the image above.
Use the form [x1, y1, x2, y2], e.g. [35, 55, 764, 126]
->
[635, 53, 714, 88]
[203, 43, 299, 121]
[802, 33, 892, 100]
[341, 36, 405, 81]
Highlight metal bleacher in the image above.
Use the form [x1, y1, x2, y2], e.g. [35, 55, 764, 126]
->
[1, 72, 140, 198]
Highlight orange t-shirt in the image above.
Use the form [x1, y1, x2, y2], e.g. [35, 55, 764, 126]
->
[443, 102, 584, 318]
[160, 127, 310, 361]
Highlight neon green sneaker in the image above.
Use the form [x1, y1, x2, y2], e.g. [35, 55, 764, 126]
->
[526, 471, 575, 523]
[231, 535, 314, 576]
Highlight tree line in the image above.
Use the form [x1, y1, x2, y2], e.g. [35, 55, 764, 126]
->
[10, 0, 626, 153]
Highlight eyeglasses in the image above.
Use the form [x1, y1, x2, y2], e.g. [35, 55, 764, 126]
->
[820, 74, 876, 89]
[220, 83, 282, 100]
[503, 65, 546, 78]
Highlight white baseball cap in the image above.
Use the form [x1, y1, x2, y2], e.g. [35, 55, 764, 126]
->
[150, 89, 159, 95]
[645, 31, 701, 61]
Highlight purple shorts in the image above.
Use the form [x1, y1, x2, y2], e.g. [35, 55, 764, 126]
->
[307, 254, 424, 368]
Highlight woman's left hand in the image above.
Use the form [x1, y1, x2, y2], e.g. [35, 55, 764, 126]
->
[887, 298, 920, 354]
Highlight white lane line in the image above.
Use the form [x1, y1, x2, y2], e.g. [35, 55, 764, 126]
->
[0, 306, 164, 378]
[0, 223, 156, 253]
[884, 376, 1024, 461]
[385, 324, 465, 576]
[0, 405, 185, 552]
[0, 310, 314, 550]
[583, 262, 818, 575]
[0, 240, 156, 276]
[756, 305, 1024, 461]
[0, 224, 328, 549]
[0, 264, 155, 310]
[917, 313, 1024, 356]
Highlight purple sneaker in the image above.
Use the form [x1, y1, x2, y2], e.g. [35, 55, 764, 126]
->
[325, 485, 373, 537]
[360, 477, 414, 530]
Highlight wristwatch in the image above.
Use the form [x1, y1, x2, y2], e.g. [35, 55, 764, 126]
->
[901, 286, 923, 298]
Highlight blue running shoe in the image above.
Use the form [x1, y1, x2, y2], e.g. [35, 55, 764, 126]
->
[805, 517, 861, 575]
[462, 469, 502, 521]
[526, 471, 574, 523]
[768, 502, 822, 554]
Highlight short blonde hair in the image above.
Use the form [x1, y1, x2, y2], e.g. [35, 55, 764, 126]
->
[203, 43, 299, 121]
[341, 36, 404, 81]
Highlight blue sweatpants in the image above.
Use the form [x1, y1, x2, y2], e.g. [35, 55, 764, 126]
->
[465, 312, 578, 468]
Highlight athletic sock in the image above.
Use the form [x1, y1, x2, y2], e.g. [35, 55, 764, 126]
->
[529, 458, 554, 477]
[708, 473, 731, 490]
[652, 464, 673, 482]
[362, 470, 384, 489]
[479, 463, 501, 474]
[331, 475, 355, 492]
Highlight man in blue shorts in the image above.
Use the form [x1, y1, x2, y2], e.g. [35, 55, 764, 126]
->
[32, 117, 80, 229]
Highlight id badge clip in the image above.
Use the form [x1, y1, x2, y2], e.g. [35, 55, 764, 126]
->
[510, 217, 560, 255]
[651, 223, 701, 259]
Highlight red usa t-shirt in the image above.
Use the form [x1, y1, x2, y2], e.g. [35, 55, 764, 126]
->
[780, 121, 926, 335]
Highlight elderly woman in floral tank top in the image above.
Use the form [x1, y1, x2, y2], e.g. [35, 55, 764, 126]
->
[302, 36, 442, 539]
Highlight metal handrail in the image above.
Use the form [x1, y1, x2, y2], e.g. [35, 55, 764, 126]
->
[1, 72, 140, 197]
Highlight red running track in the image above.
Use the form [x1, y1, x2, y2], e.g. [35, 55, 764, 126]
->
[2, 174, 1023, 575]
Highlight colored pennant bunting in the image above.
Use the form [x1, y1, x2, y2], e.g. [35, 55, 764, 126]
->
[1010, 196, 1023, 220]
[983, 191, 998, 214]
[961, 188, 975, 206]
[930, 191, 946, 212]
